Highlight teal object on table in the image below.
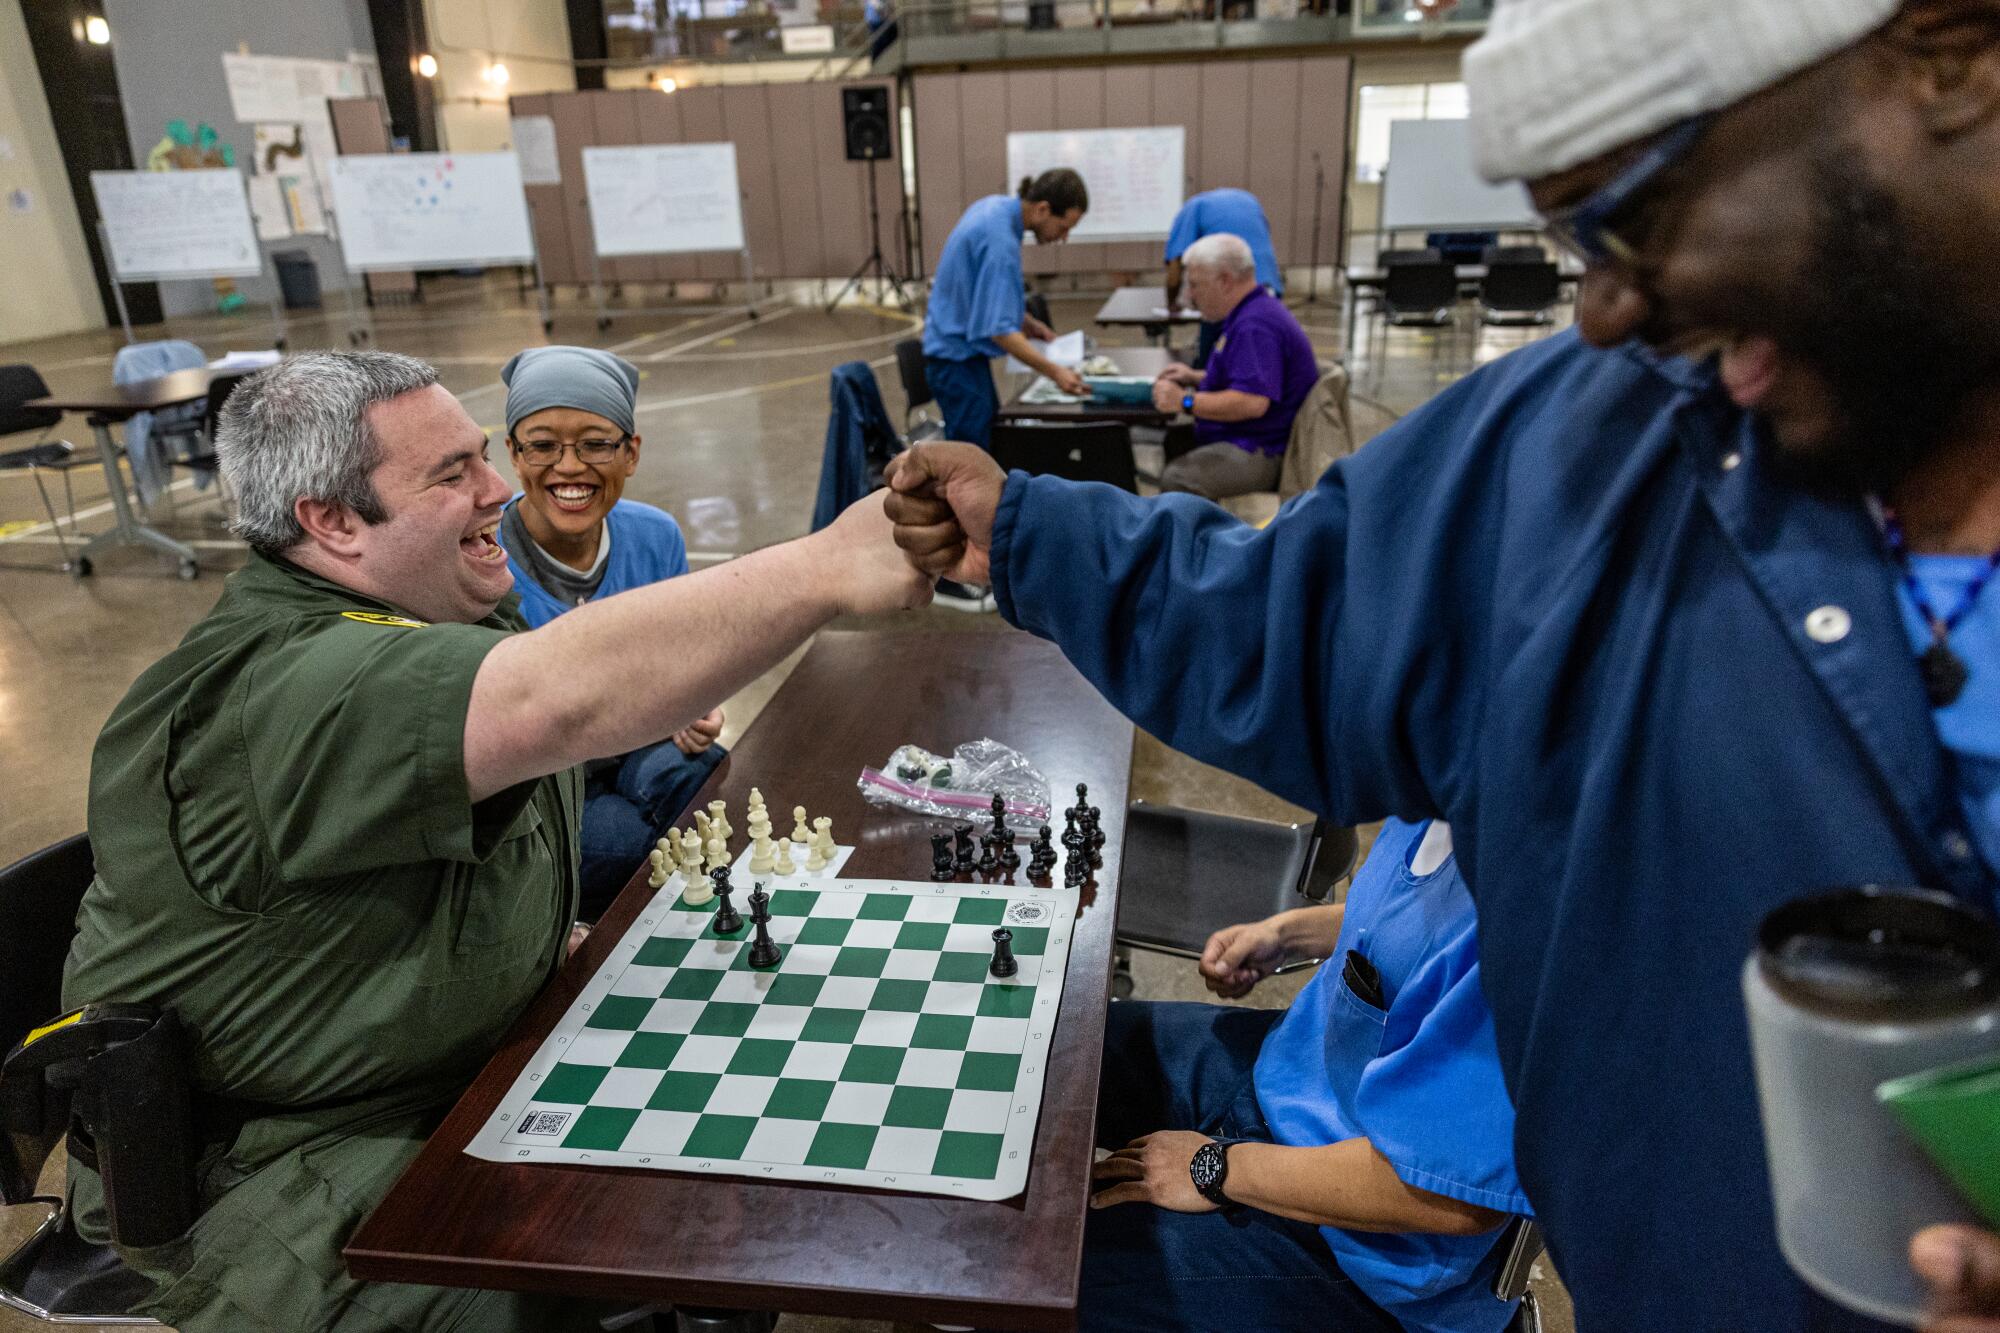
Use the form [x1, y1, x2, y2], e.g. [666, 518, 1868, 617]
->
[1083, 376, 1156, 405]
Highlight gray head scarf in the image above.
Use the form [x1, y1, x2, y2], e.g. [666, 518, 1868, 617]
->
[501, 346, 641, 437]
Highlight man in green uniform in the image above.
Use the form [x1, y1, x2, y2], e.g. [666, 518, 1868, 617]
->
[61, 351, 931, 1331]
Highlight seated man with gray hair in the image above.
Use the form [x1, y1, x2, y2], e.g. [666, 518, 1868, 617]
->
[59, 351, 930, 1332]
[1150, 232, 1320, 501]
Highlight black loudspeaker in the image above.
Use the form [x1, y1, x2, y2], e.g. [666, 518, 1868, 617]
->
[842, 86, 893, 162]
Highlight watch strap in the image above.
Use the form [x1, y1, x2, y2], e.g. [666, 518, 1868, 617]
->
[1192, 1137, 1247, 1208]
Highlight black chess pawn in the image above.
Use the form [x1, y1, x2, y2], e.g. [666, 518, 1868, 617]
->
[1029, 825, 1056, 878]
[954, 822, 977, 873]
[930, 832, 955, 881]
[1000, 835, 1022, 873]
[1071, 782, 1089, 817]
[710, 867, 743, 934]
[745, 887, 782, 968]
[1086, 806, 1106, 868]
[977, 833, 998, 875]
[989, 927, 1018, 978]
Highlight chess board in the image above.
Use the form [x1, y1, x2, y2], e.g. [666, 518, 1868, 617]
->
[468, 864, 1078, 1201]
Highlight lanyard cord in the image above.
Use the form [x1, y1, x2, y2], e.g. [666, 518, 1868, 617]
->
[1878, 508, 2000, 644]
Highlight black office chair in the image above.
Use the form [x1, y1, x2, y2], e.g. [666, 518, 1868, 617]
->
[1378, 247, 1441, 268]
[1117, 802, 1357, 962]
[1478, 262, 1561, 328]
[1494, 1217, 1546, 1333]
[0, 365, 90, 572]
[989, 422, 1137, 493]
[1371, 261, 1464, 384]
[182, 372, 248, 493]
[1482, 244, 1549, 267]
[0, 834, 163, 1326]
[891, 339, 942, 442]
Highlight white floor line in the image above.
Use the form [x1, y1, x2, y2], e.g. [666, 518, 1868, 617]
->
[633, 350, 892, 416]
[637, 307, 795, 362]
[2, 533, 243, 551]
[0, 478, 199, 542]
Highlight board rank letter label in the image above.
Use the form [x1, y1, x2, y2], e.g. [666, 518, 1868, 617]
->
[467, 877, 1077, 1201]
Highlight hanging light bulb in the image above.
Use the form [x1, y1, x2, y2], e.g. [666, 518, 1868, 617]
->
[484, 61, 510, 86]
[655, 75, 678, 93]
[84, 16, 110, 43]
[415, 52, 438, 78]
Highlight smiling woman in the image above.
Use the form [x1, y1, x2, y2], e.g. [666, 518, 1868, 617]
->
[494, 346, 727, 918]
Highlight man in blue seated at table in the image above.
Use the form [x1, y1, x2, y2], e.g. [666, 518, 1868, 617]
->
[1164, 187, 1285, 367]
[495, 345, 724, 919]
[1083, 818, 1529, 1332]
[1149, 234, 1320, 501]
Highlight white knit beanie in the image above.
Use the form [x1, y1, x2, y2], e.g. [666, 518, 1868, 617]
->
[1464, 0, 1902, 182]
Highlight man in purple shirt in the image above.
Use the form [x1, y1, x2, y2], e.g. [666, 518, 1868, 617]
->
[1150, 233, 1321, 500]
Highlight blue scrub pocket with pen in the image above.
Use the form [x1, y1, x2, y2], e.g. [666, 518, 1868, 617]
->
[1325, 954, 1390, 1112]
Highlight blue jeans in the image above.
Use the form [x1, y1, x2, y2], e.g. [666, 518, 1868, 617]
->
[924, 354, 999, 450]
[1083, 1001, 1403, 1332]
[579, 739, 726, 921]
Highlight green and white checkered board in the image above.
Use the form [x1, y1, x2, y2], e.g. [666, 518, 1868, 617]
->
[467, 872, 1077, 1201]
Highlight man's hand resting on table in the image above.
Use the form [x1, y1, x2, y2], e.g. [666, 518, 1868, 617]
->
[1049, 366, 1088, 397]
[885, 443, 1007, 588]
[1152, 378, 1190, 416]
[1154, 363, 1203, 389]
[1916, 1225, 2000, 1331]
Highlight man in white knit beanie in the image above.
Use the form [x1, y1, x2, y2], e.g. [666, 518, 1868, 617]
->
[888, 2, 2000, 1330]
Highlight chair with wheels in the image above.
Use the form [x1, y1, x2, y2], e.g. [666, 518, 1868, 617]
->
[989, 422, 1138, 493]
[0, 834, 165, 1327]
[1112, 801, 1359, 996]
[892, 339, 942, 442]
[1493, 1216, 1546, 1333]
[0, 365, 92, 572]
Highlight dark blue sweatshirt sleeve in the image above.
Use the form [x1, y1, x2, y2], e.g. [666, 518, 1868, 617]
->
[987, 351, 1546, 825]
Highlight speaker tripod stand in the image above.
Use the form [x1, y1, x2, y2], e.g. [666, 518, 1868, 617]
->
[826, 159, 911, 312]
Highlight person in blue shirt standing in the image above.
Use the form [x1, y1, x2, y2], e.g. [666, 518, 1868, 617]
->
[922, 168, 1091, 453]
[1149, 234, 1321, 499]
[1163, 187, 1284, 367]
[1084, 819, 1530, 1333]
[883, 0, 2000, 1326]
[494, 346, 725, 920]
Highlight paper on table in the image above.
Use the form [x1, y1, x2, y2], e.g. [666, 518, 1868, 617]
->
[1151, 305, 1196, 319]
[208, 350, 284, 372]
[1005, 329, 1086, 374]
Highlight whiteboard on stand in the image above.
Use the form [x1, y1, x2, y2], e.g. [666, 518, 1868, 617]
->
[1379, 119, 1539, 232]
[90, 169, 262, 281]
[326, 152, 535, 270]
[1004, 127, 1183, 243]
[583, 143, 747, 257]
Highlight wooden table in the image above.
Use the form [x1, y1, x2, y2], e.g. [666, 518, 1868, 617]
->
[27, 368, 213, 579]
[348, 629, 1135, 1330]
[999, 345, 1175, 427]
[1092, 286, 1199, 345]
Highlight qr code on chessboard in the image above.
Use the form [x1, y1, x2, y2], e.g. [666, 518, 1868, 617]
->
[516, 1110, 574, 1137]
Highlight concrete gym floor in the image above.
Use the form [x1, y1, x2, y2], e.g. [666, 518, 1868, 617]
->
[0, 275, 1572, 1332]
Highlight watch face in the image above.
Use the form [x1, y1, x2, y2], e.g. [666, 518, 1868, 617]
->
[1190, 1143, 1224, 1192]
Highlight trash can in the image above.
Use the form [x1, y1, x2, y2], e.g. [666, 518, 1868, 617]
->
[272, 249, 321, 310]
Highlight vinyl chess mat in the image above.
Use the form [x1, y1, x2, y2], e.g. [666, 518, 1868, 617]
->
[468, 866, 1078, 1201]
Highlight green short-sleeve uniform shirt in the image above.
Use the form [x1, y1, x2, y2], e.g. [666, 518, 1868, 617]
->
[60, 553, 589, 1331]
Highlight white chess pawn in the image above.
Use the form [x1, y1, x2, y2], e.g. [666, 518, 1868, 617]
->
[708, 800, 732, 843]
[750, 834, 775, 875]
[647, 848, 669, 889]
[792, 806, 811, 843]
[804, 836, 829, 873]
[683, 863, 715, 907]
[680, 830, 703, 876]
[705, 833, 728, 874]
[661, 829, 679, 858]
[772, 837, 796, 875]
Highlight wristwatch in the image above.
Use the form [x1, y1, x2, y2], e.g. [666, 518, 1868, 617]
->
[1189, 1137, 1246, 1209]
[1181, 392, 1196, 415]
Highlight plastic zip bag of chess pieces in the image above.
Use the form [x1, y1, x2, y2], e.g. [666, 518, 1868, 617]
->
[856, 737, 1052, 828]
[645, 788, 839, 895]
